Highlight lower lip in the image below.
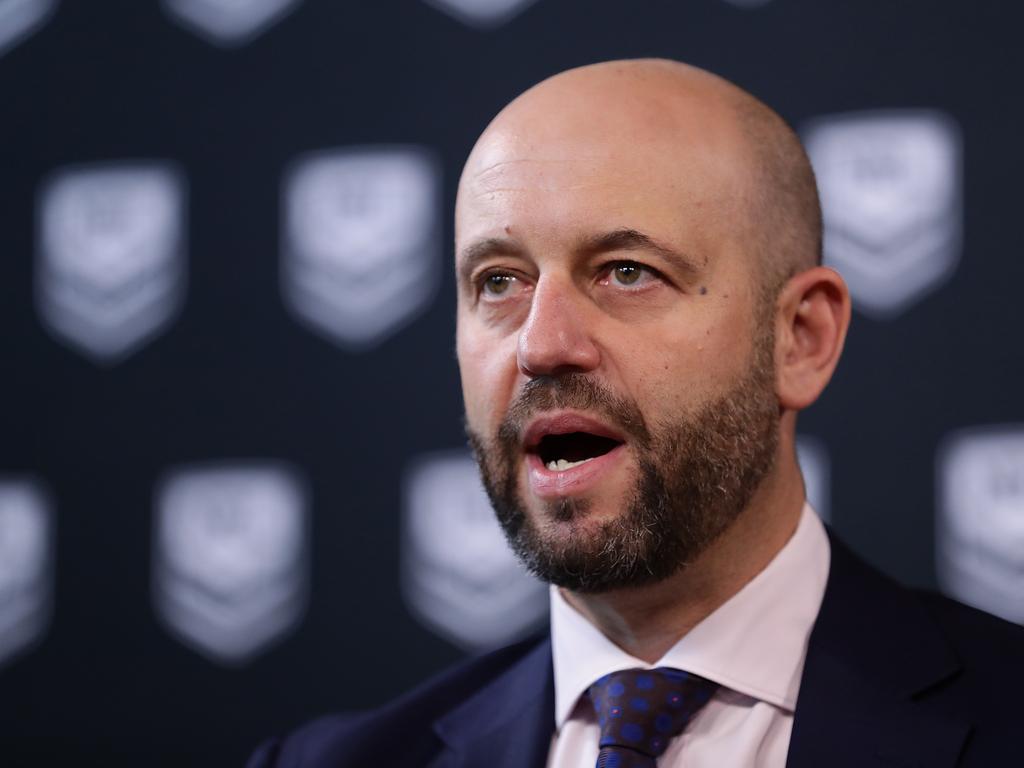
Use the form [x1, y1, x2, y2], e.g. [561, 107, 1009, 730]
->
[526, 444, 627, 499]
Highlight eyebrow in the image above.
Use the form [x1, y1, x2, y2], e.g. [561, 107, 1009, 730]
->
[456, 227, 702, 286]
[577, 228, 703, 278]
[456, 237, 524, 287]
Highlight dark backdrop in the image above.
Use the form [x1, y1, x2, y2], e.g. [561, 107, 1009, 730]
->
[1, 1, 1022, 766]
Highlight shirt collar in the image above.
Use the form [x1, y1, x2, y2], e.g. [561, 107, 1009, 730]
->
[550, 503, 831, 728]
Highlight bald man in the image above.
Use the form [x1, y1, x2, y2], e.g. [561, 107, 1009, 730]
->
[249, 60, 1022, 768]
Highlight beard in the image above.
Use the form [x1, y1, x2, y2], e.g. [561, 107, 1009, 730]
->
[466, 326, 779, 594]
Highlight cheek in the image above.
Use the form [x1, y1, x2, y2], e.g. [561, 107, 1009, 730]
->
[456, 325, 520, 431]
[615, 319, 747, 417]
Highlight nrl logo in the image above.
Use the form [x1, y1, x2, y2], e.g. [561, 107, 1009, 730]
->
[401, 452, 548, 650]
[36, 162, 186, 364]
[153, 462, 309, 665]
[803, 111, 961, 318]
[281, 146, 441, 349]
[0, 480, 52, 669]
[162, 0, 302, 47]
[421, 0, 540, 28]
[937, 427, 1024, 625]
[796, 434, 830, 523]
[0, 0, 57, 58]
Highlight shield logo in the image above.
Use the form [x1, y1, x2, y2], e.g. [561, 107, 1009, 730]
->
[0, 0, 57, 59]
[281, 146, 441, 349]
[796, 434, 831, 523]
[401, 452, 548, 650]
[153, 462, 309, 664]
[161, 0, 302, 47]
[0, 480, 52, 669]
[421, 0, 540, 28]
[803, 111, 961, 318]
[36, 162, 187, 364]
[937, 427, 1024, 625]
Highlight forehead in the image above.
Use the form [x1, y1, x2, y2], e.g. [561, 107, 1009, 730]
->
[455, 107, 754, 260]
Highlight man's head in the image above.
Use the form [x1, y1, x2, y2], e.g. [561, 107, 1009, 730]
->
[454, 59, 849, 593]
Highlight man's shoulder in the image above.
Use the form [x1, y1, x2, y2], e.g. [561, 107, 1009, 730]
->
[247, 633, 550, 768]
[790, 535, 1023, 766]
[838, 534, 1022, 653]
[823, 532, 1024, 677]
[883, 586, 1024, 761]
[911, 588, 1024, 676]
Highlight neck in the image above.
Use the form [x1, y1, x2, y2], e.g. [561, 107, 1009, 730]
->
[559, 448, 806, 663]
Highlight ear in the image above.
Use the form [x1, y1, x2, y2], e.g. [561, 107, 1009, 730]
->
[774, 266, 851, 411]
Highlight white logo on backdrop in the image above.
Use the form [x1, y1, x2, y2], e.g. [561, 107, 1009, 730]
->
[153, 463, 309, 664]
[282, 146, 441, 349]
[36, 162, 186, 364]
[402, 452, 547, 650]
[0, 480, 52, 669]
[796, 434, 831, 524]
[804, 111, 961, 318]
[162, 0, 302, 47]
[422, 0, 539, 28]
[0, 0, 57, 58]
[937, 427, 1024, 625]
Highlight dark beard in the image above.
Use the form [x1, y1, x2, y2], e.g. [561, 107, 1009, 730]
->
[466, 329, 779, 594]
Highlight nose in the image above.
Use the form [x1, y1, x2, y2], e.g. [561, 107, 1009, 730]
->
[517, 276, 601, 378]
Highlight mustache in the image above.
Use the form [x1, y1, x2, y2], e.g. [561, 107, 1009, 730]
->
[495, 374, 652, 448]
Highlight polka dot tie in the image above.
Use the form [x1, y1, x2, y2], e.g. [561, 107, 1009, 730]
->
[587, 667, 719, 768]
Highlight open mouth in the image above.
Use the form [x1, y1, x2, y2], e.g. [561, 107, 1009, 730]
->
[529, 431, 624, 472]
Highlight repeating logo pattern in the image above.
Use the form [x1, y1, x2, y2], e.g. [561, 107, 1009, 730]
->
[401, 451, 548, 650]
[796, 434, 831, 523]
[36, 162, 187, 364]
[0, 0, 56, 58]
[937, 427, 1024, 625]
[153, 462, 309, 664]
[804, 111, 961, 318]
[281, 146, 441, 349]
[422, 0, 540, 28]
[162, 0, 302, 47]
[0, 479, 52, 669]
[0, 1, 1009, 688]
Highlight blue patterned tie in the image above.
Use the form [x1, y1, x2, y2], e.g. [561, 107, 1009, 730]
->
[587, 667, 719, 768]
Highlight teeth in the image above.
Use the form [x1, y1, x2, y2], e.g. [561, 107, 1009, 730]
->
[545, 457, 594, 472]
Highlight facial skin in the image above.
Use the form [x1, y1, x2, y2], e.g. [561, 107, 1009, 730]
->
[455, 59, 851, 660]
[467, 324, 779, 594]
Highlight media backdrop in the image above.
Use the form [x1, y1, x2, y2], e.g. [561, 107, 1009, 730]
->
[1, 1, 1022, 766]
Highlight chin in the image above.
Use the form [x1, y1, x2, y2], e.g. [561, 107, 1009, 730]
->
[533, 493, 633, 531]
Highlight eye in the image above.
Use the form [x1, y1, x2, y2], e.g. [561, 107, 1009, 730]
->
[480, 272, 518, 297]
[611, 263, 643, 285]
[602, 261, 657, 288]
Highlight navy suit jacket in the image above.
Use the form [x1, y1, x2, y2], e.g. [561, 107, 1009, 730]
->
[249, 534, 1024, 767]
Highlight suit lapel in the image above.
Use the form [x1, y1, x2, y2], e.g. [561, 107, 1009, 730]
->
[431, 531, 974, 768]
[787, 533, 970, 768]
[432, 637, 555, 768]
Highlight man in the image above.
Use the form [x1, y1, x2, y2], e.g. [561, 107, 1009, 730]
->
[249, 59, 1023, 767]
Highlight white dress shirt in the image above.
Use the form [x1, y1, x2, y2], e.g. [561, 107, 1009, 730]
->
[546, 503, 831, 767]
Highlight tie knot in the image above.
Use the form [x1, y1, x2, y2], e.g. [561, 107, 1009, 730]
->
[587, 667, 719, 761]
